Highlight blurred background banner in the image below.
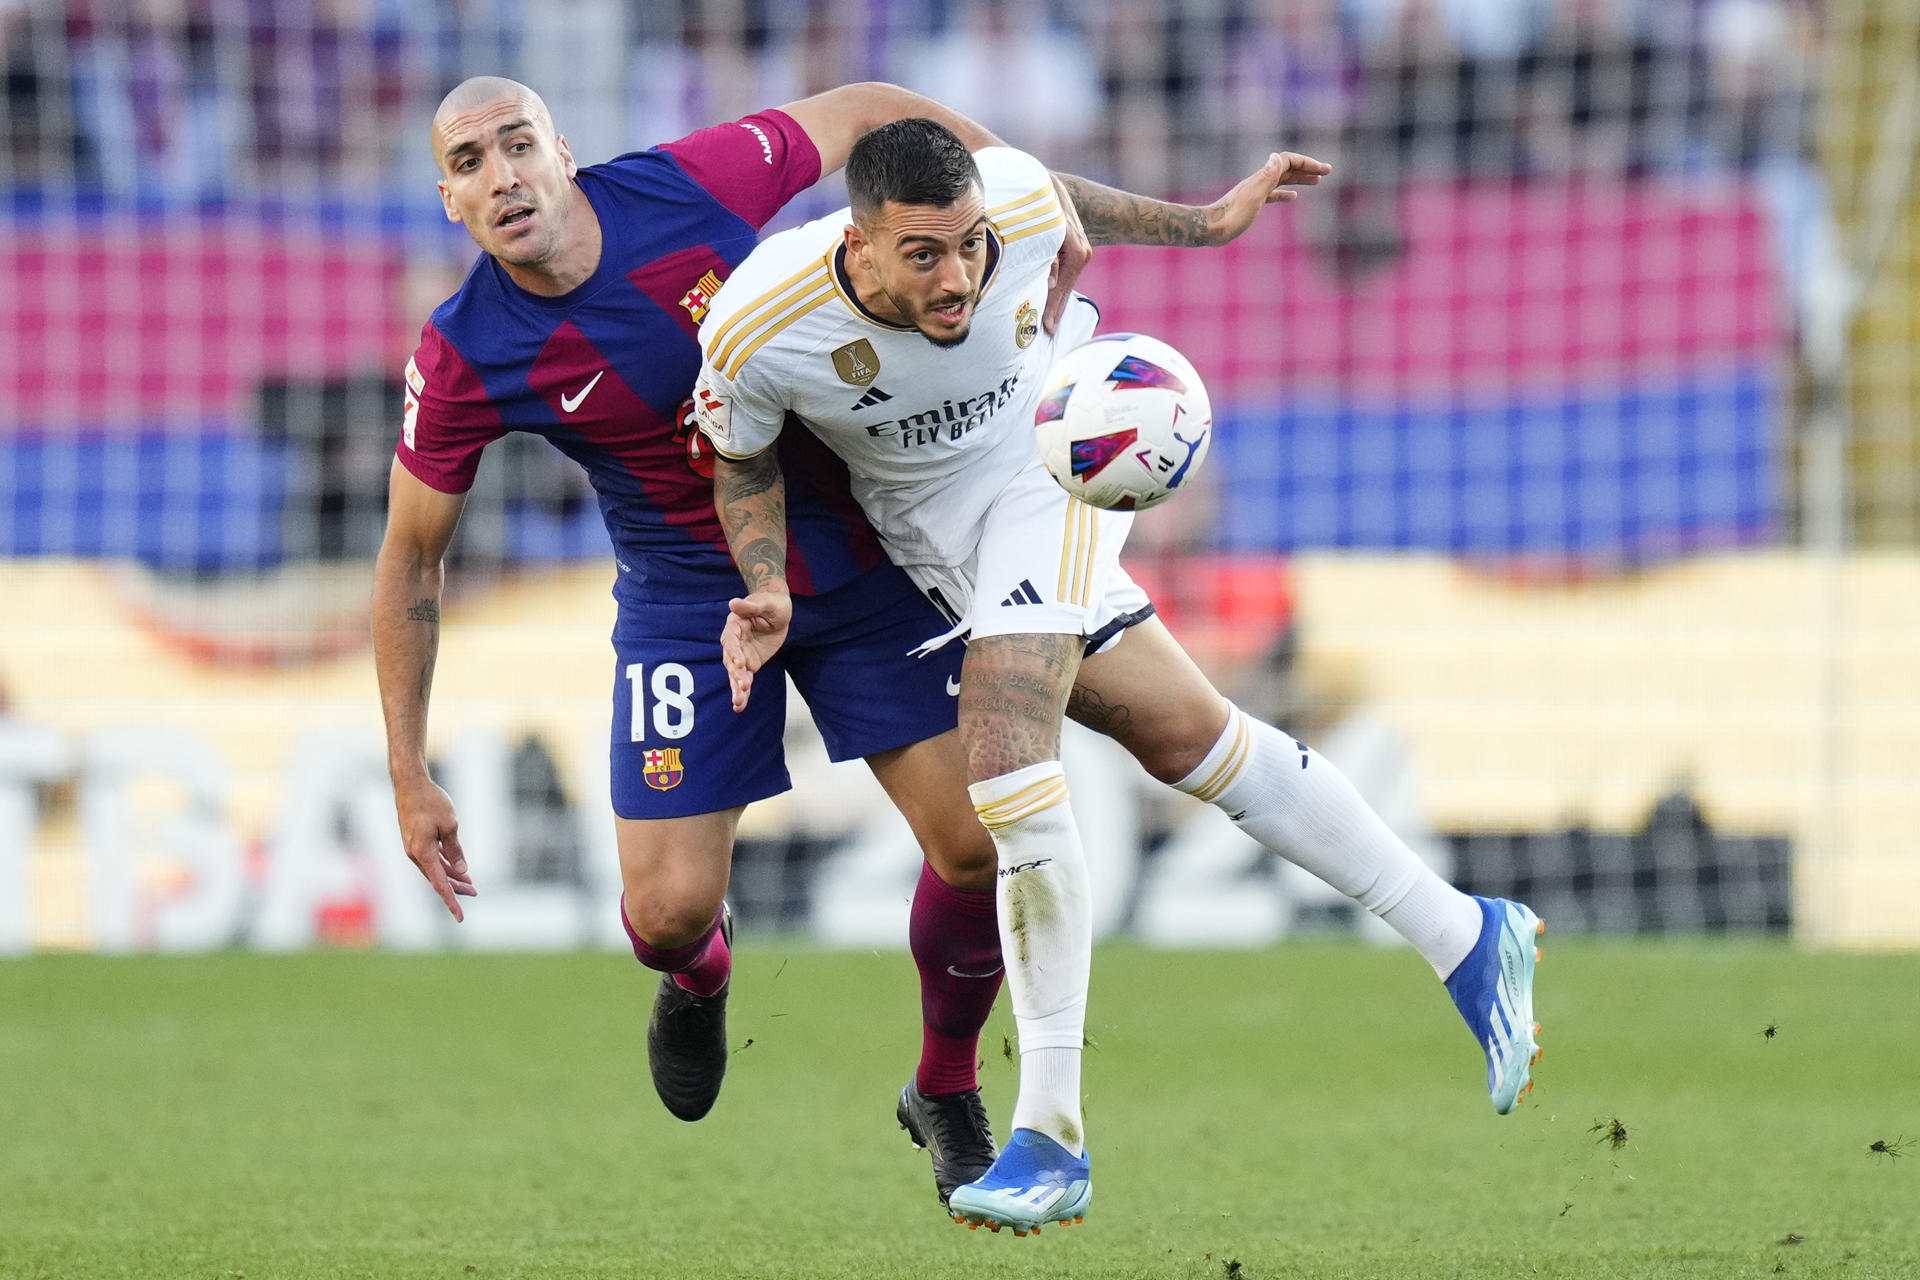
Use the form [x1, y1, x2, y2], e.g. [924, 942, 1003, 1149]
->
[0, 0, 1914, 953]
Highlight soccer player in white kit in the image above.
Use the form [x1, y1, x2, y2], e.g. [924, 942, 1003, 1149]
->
[693, 120, 1545, 1234]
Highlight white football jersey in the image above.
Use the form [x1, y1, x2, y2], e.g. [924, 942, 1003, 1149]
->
[692, 146, 1068, 569]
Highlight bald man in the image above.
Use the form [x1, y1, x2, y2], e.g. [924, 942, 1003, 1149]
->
[373, 79, 1083, 1202]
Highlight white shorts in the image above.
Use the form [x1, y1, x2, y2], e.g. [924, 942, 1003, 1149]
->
[904, 460, 1154, 656]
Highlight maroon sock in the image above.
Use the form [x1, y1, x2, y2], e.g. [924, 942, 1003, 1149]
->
[620, 895, 731, 998]
[910, 861, 1004, 1097]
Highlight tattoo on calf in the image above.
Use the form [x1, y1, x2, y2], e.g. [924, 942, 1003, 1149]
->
[960, 633, 1082, 779]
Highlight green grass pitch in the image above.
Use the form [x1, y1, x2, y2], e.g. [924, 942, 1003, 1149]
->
[3, 940, 1915, 1279]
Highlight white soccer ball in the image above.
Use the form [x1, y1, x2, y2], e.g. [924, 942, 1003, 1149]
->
[1033, 333, 1213, 512]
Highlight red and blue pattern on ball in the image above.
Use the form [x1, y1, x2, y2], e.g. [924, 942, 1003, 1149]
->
[1069, 428, 1139, 480]
[1103, 353, 1189, 394]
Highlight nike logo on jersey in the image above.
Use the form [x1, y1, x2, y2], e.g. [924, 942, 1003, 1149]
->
[946, 676, 962, 697]
[1000, 580, 1043, 607]
[560, 370, 605, 413]
[850, 385, 893, 411]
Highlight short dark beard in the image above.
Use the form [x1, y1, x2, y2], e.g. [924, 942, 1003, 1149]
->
[923, 322, 972, 348]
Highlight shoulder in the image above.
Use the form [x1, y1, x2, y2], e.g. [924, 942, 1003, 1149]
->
[974, 146, 1053, 211]
[648, 109, 823, 230]
[417, 257, 498, 370]
[579, 149, 697, 204]
[976, 148, 1064, 265]
[698, 216, 846, 377]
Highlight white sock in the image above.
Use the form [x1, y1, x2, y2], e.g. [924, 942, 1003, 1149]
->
[1177, 707, 1483, 977]
[970, 760, 1090, 1156]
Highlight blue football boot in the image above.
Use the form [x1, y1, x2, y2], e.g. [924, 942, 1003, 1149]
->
[1444, 896, 1545, 1113]
[947, 1128, 1091, 1236]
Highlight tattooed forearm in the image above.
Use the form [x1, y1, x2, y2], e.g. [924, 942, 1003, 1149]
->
[717, 450, 782, 505]
[714, 450, 789, 595]
[371, 547, 444, 782]
[404, 598, 440, 708]
[735, 537, 786, 594]
[1055, 173, 1215, 247]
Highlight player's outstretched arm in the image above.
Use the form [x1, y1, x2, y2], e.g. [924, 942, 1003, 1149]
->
[372, 461, 476, 921]
[779, 82, 1004, 178]
[1053, 152, 1333, 248]
[712, 448, 794, 713]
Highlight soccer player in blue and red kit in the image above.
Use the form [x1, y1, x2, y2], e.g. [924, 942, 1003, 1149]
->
[370, 77, 1084, 1203]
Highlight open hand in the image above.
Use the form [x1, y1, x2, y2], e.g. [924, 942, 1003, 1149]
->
[1204, 151, 1333, 245]
[1043, 172, 1093, 335]
[721, 590, 793, 711]
[393, 776, 474, 921]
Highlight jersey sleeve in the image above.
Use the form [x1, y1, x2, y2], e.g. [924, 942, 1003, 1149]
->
[690, 352, 788, 462]
[658, 108, 822, 230]
[977, 146, 1066, 273]
[394, 322, 506, 494]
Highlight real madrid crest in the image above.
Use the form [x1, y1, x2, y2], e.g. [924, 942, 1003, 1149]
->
[1014, 301, 1038, 349]
[832, 338, 881, 386]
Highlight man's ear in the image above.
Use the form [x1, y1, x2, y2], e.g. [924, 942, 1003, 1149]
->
[843, 217, 870, 268]
[557, 133, 577, 179]
[437, 179, 459, 223]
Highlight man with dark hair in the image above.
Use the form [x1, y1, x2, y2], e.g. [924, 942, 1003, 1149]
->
[697, 121, 1544, 1236]
[371, 80, 1087, 1194]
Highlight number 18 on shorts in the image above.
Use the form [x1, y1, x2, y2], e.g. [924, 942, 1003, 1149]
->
[608, 601, 792, 821]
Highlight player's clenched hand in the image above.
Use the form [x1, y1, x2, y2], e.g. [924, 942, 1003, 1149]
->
[392, 776, 475, 921]
[722, 590, 793, 712]
[1043, 173, 1092, 335]
[1204, 151, 1333, 245]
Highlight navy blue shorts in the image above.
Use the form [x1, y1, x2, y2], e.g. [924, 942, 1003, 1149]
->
[609, 563, 963, 820]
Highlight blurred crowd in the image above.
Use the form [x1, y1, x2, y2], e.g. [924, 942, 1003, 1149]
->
[1, 0, 1822, 203]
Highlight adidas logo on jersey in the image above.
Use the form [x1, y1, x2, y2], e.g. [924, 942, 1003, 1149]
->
[850, 385, 894, 411]
[1000, 579, 1043, 607]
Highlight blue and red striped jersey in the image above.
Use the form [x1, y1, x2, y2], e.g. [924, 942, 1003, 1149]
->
[397, 109, 886, 603]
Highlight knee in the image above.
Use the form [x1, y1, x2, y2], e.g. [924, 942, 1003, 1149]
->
[923, 819, 998, 893]
[621, 883, 720, 950]
[1128, 701, 1231, 786]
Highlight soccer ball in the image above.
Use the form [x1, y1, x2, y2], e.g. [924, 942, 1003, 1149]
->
[1033, 333, 1213, 512]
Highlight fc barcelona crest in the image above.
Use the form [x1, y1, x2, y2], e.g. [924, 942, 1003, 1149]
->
[642, 748, 686, 791]
[679, 270, 724, 324]
[832, 338, 881, 386]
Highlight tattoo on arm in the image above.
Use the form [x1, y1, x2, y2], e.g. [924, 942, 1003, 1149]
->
[714, 450, 789, 594]
[736, 537, 786, 593]
[404, 598, 440, 703]
[1055, 173, 1214, 247]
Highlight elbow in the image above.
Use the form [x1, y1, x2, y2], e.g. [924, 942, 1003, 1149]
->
[845, 81, 927, 129]
[374, 530, 443, 588]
